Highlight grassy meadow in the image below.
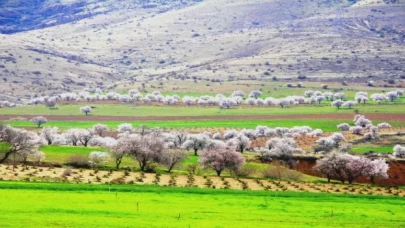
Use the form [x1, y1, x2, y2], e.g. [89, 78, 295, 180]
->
[0, 182, 404, 228]
[6, 118, 405, 132]
[1, 103, 405, 117]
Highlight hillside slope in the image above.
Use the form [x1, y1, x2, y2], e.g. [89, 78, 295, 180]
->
[0, 0, 404, 98]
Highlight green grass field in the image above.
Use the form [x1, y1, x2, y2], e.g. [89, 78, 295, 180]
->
[0, 181, 404, 227]
[5, 119, 404, 132]
[1, 103, 405, 116]
[41, 145, 106, 163]
[120, 80, 405, 102]
[351, 147, 393, 154]
[4, 118, 399, 131]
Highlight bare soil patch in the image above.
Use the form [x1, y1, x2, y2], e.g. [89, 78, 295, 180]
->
[1, 165, 404, 196]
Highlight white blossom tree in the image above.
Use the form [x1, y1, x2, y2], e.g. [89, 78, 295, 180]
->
[41, 127, 58, 145]
[231, 91, 245, 98]
[350, 126, 364, 135]
[182, 134, 210, 156]
[223, 129, 238, 140]
[92, 124, 109, 137]
[386, 91, 399, 102]
[88, 151, 109, 168]
[249, 90, 262, 99]
[265, 137, 298, 160]
[0, 126, 40, 163]
[31, 116, 48, 128]
[365, 159, 389, 184]
[337, 123, 350, 131]
[377, 122, 391, 129]
[343, 101, 356, 109]
[80, 106, 92, 116]
[246, 98, 256, 106]
[331, 100, 344, 109]
[118, 123, 133, 133]
[107, 139, 128, 170]
[304, 90, 314, 97]
[393, 145, 405, 158]
[228, 134, 251, 153]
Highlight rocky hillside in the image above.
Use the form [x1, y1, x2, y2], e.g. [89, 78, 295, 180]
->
[0, 0, 404, 99]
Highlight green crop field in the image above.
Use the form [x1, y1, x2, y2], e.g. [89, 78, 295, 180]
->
[1, 103, 405, 117]
[6, 119, 404, 132]
[0, 182, 404, 228]
[40, 145, 107, 163]
[351, 147, 394, 154]
[119, 80, 405, 102]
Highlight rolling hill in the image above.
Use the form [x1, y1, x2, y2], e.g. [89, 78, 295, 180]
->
[0, 0, 404, 99]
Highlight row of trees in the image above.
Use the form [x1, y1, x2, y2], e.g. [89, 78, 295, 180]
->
[82, 132, 245, 176]
[1, 121, 401, 181]
[20, 89, 404, 111]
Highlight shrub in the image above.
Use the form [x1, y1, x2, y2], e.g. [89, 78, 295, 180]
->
[233, 164, 258, 177]
[65, 154, 90, 168]
[61, 167, 73, 177]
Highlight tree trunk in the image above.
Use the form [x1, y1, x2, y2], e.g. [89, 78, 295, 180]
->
[168, 165, 174, 173]
[216, 170, 222, 176]
[139, 160, 146, 171]
[116, 158, 122, 170]
[0, 151, 13, 164]
[370, 176, 375, 185]
[194, 149, 198, 156]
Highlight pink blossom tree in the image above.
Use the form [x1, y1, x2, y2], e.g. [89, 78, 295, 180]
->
[160, 149, 188, 172]
[199, 147, 245, 176]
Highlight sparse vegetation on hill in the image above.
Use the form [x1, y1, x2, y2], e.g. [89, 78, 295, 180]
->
[0, 0, 404, 98]
[0, 0, 404, 226]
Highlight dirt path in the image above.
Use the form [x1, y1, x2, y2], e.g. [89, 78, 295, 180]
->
[1, 113, 405, 121]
